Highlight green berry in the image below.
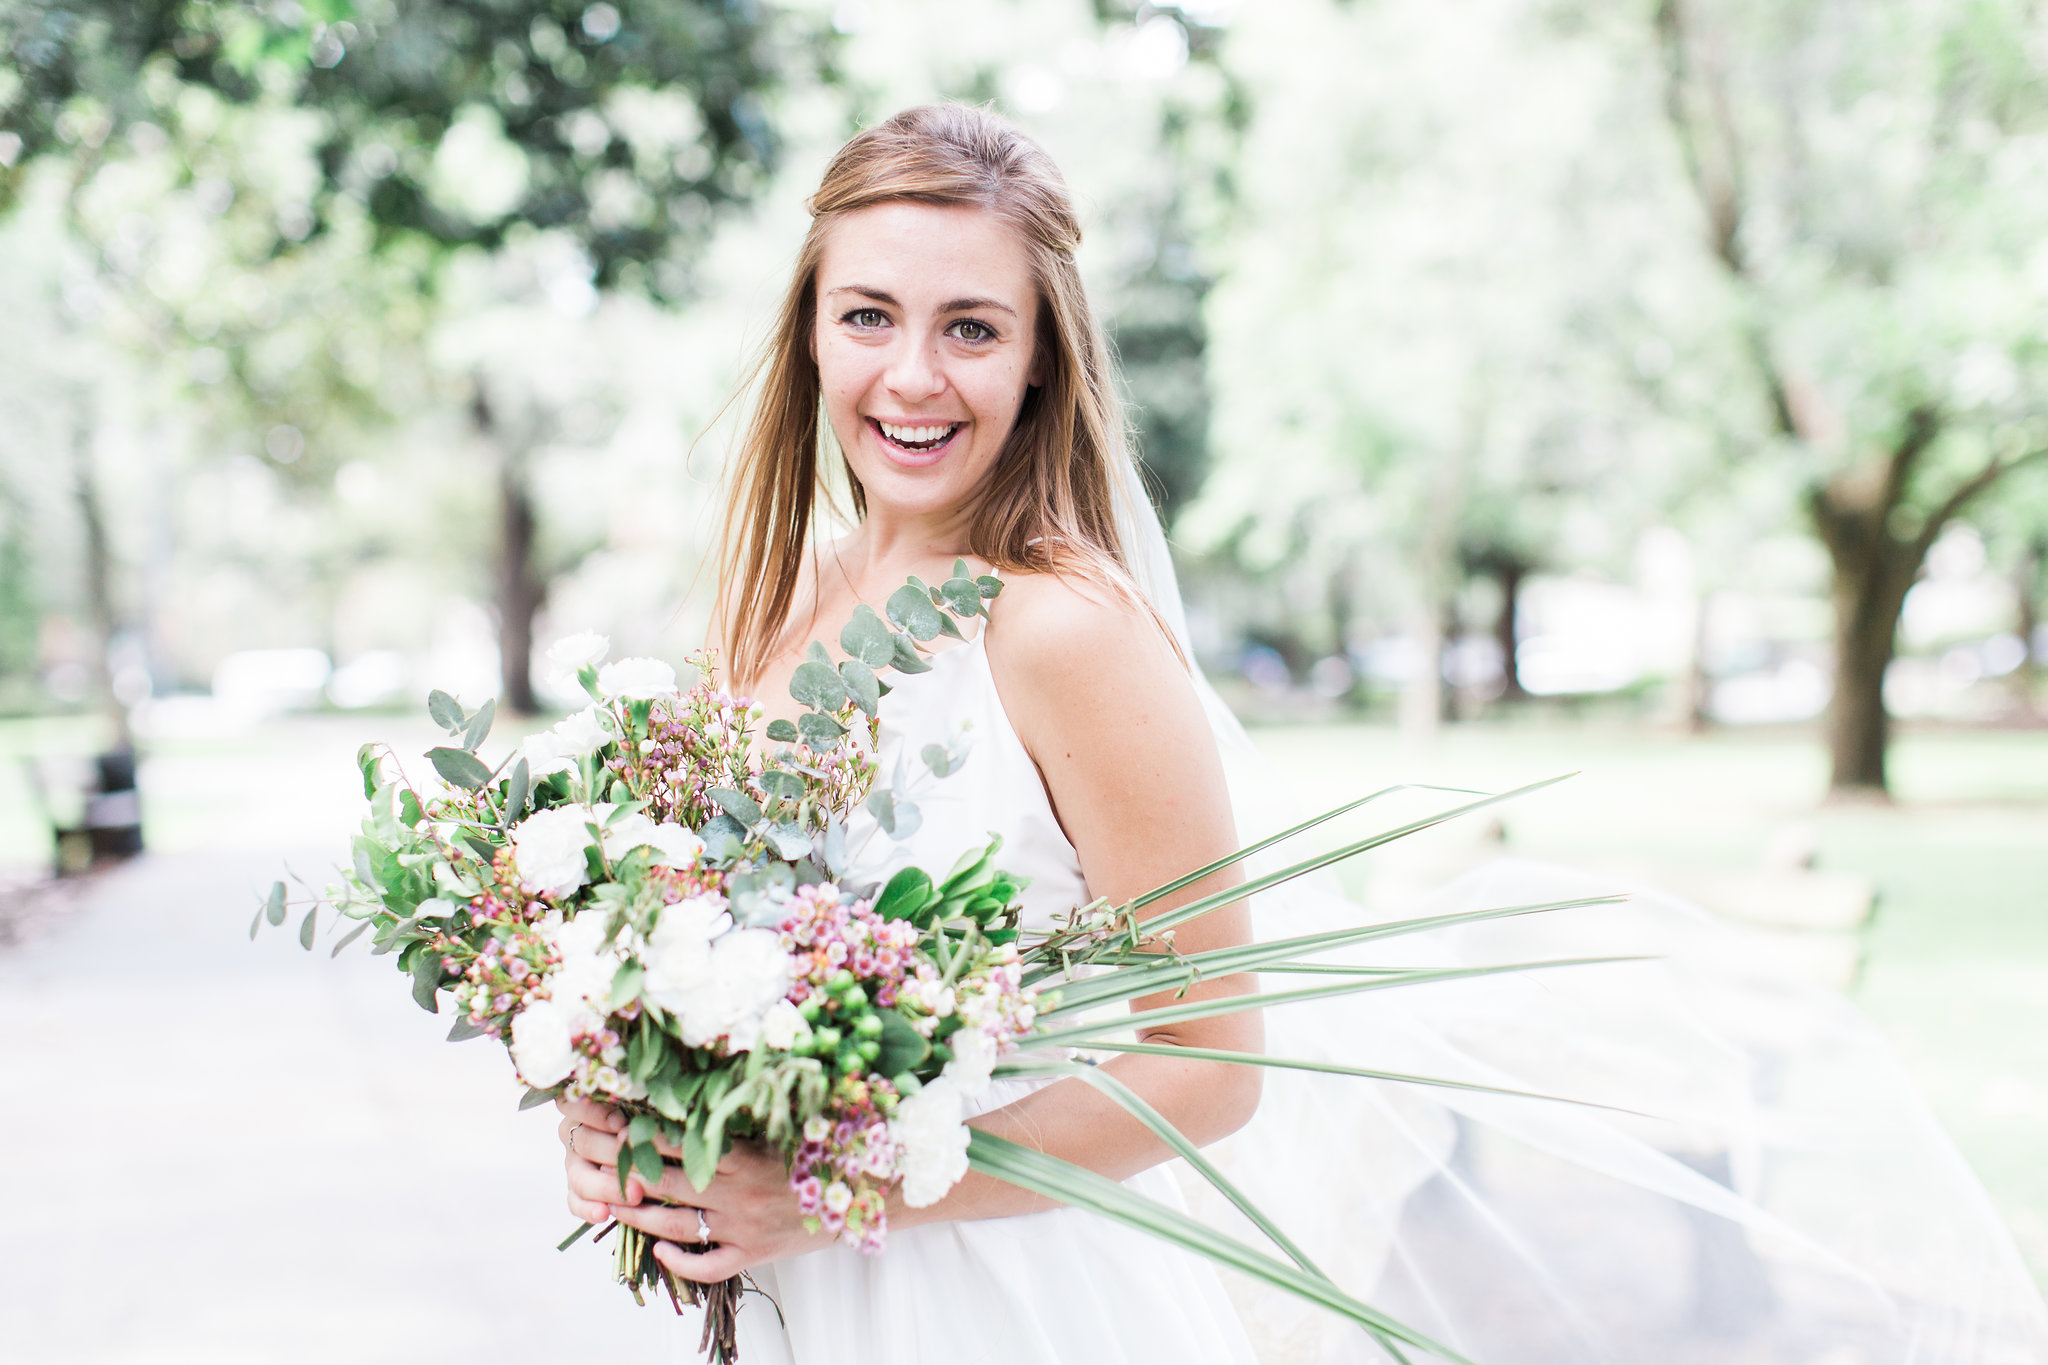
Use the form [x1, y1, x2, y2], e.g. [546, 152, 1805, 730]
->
[842, 984, 868, 1009]
[814, 1026, 843, 1053]
[836, 1047, 863, 1073]
[857, 1038, 881, 1062]
[854, 1014, 883, 1038]
[798, 997, 822, 1022]
[828, 969, 856, 992]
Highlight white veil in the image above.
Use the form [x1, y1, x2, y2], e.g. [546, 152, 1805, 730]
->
[1107, 457, 2048, 1364]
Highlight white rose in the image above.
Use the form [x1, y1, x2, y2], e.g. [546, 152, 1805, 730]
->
[597, 657, 679, 700]
[678, 928, 793, 1051]
[546, 632, 610, 678]
[600, 811, 703, 870]
[523, 707, 611, 776]
[642, 822, 705, 869]
[942, 1027, 997, 1102]
[509, 997, 578, 1088]
[759, 998, 810, 1051]
[641, 896, 732, 1012]
[512, 806, 597, 898]
[547, 912, 624, 1013]
[893, 1076, 971, 1207]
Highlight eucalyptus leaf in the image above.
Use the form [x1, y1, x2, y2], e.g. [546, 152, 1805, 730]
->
[823, 819, 850, 875]
[298, 905, 318, 950]
[710, 788, 763, 827]
[427, 689, 464, 734]
[504, 757, 530, 823]
[874, 1008, 931, 1074]
[839, 604, 897, 667]
[886, 583, 948, 640]
[765, 718, 799, 743]
[890, 630, 932, 674]
[248, 907, 262, 940]
[759, 769, 805, 800]
[790, 659, 850, 712]
[866, 789, 897, 836]
[519, 1086, 558, 1111]
[888, 796, 922, 840]
[428, 746, 494, 790]
[921, 743, 957, 777]
[806, 640, 833, 666]
[446, 1015, 489, 1042]
[976, 574, 1003, 599]
[264, 880, 288, 926]
[838, 659, 880, 716]
[767, 823, 813, 860]
[798, 711, 846, 748]
[941, 576, 982, 617]
[330, 919, 372, 957]
[356, 743, 380, 800]
[461, 697, 496, 752]
[409, 949, 442, 1013]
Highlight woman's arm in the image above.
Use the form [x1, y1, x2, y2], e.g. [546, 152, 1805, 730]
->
[572, 571, 1259, 1277]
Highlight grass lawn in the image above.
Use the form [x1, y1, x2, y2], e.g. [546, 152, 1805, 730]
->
[3, 710, 2042, 1287]
[1250, 718, 2048, 1288]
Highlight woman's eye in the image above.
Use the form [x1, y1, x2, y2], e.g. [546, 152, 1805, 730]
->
[950, 319, 995, 343]
[844, 308, 887, 329]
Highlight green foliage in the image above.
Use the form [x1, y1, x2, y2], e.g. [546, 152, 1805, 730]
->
[2, 0, 837, 299]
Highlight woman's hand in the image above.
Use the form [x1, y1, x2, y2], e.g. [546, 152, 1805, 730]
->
[557, 1097, 824, 1282]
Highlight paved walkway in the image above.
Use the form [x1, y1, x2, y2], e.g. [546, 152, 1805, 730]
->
[0, 848, 680, 1364]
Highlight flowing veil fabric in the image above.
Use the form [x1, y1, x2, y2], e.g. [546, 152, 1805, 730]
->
[1106, 459, 2048, 1363]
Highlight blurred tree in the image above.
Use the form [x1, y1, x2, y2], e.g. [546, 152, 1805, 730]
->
[1654, 0, 2048, 794]
[1185, 0, 1702, 730]
[2, 0, 834, 712]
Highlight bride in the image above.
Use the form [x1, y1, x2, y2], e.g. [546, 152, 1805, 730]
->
[551, 104, 2048, 1364]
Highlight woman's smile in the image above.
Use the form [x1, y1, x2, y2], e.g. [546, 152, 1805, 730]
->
[868, 417, 965, 464]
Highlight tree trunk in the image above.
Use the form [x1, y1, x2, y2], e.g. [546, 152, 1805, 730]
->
[1494, 561, 1528, 702]
[69, 401, 131, 750]
[474, 386, 543, 715]
[1810, 466, 1924, 797]
[2015, 538, 2044, 720]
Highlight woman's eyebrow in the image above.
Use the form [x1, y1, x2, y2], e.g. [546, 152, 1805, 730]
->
[824, 284, 1017, 317]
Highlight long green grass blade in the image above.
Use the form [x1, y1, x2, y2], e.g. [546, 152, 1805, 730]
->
[1067, 1039, 1649, 1115]
[1025, 956, 1642, 1048]
[1127, 782, 1487, 912]
[995, 1055, 1327, 1277]
[1037, 896, 1619, 1017]
[967, 1130, 1470, 1362]
[1134, 775, 1580, 939]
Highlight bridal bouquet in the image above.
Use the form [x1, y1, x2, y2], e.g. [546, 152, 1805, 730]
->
[259, 566, 1610, 1365]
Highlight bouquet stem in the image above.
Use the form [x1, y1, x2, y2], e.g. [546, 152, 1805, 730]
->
[606, 1220, 744, 1363]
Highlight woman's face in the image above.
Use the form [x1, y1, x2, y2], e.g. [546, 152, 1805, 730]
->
[813, 201, 1042, 526]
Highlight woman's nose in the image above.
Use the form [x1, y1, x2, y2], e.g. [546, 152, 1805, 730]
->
[883, 339, 945, 404]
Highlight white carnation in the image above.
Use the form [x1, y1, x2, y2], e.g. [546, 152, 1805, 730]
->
[509, 997, 578, 1088]
[942, 1027, 998, 1102]
[547, 631, 610, 677]
[759, 998, 810, 1051]
[641, 896, 732, 1012]
[597, 656, 679, 700]
[893, 1076, 971, 1207]
[678, 928, 794, 1052]
[512, 806, 597, 898]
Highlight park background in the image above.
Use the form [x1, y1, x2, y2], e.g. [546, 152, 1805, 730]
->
[0, 1, 2044, 1360]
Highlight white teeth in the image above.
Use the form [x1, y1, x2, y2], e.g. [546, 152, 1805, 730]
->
[878, 421, 956, 446]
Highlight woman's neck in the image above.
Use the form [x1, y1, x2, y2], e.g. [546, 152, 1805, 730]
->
[836, 505, 977, 596]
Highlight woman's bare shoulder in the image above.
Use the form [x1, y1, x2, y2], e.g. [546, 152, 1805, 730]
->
[980, 568, 1185, 722]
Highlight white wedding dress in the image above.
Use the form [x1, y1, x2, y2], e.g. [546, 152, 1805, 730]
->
[713, 631, 1260, 1365]
[681, 464, 2048, 1364]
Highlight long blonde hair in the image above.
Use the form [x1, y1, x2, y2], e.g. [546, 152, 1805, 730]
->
[715, 103, 1147, 687]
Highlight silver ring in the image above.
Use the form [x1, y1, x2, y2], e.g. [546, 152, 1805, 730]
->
[695, 1208, 712, 1245]
[567, 1122, 582, 1154]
